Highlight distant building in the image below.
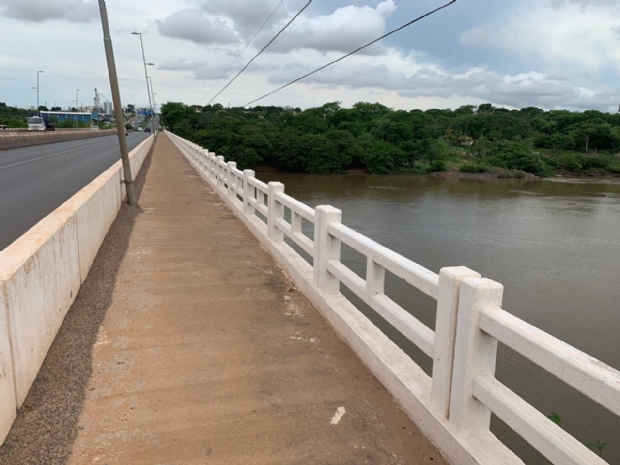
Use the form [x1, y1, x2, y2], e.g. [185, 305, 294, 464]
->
[40, 111, 92, 124]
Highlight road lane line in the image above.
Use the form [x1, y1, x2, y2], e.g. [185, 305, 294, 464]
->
[0, 138, 115, 170]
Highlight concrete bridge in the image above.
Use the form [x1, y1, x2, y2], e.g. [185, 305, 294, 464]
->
[0, 132, 618, 464]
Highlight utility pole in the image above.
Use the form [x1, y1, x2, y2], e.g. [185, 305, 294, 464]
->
[75, 89, 80, 128]
[148, 76, 158, 136]
[36, 70, 44, 115]
[98, 0, 138, 207]
[131, 32, 156, 136]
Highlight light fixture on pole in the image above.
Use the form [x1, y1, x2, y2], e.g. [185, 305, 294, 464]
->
[36, 70, 44, 115]
[131, 32, 156, 135]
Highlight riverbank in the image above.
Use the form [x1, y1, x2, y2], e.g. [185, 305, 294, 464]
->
[257, 164, 620, 184]
[434, 168, 620, 183]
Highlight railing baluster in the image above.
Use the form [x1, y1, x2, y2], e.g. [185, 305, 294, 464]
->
[365, 257, 384, 297]
[227, 162, 236, 198]
[313, 206, 342, 294]
[216, 156, 225, 189]
[243, 170, 255, 215]
[431, 267, 481, 419]
[450, 277, 504, 434]
[268, 182, 284, 241]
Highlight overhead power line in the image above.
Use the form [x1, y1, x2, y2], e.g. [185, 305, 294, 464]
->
[207, 0, 313, 105]
[243, 0, 457, 107]
[199, 0, 285, 105]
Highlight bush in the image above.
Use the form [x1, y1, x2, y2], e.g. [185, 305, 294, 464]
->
[429, 160, 447, 172]
[460, 162, 489, 173]
[558, 154, 582, 171]
[607, 164, 620, 174]
[125, 124, 133, 130]
[497, 169, 527, 179]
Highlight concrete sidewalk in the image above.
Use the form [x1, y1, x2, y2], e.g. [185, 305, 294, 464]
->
[1, 134, 446, 464]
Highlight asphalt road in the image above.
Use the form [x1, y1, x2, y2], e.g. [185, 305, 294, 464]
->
[0, 132, 151, 250]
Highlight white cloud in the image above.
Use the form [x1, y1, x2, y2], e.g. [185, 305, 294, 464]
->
[258, 0, 397, 54]
[159, 59, 232, 80]
[0, 0, 618, 113]
[156, 0, 396, 55]
[157, 8, 240, 45]
[199, 0, 289, 38]
[0, 0, 98, 23]
[261, 50, 616, 110]
[460, 1, 620, 74]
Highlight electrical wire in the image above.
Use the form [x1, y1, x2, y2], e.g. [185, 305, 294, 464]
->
[243, 0, 456, 107]
[207, 0, 312, 105]
[199, 0, 285, 105]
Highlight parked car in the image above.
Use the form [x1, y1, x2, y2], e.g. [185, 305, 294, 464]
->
[138, 127, 143, 132]
[144, 127, 151, 133]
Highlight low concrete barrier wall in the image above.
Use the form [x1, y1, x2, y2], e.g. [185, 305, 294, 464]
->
[0, 130, 115, 150]
[0, 135, 154, 444]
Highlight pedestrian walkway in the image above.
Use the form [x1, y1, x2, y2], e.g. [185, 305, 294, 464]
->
[1, 134, 446, 464]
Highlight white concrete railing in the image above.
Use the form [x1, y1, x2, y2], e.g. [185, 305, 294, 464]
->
[167, 131, 620, 465]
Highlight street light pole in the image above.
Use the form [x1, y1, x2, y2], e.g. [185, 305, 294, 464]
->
[98, 0, 138, 207]
[148, 76, 158, 133]
[131, 32, 156, 136]
[36, 70, 44, 115]
[75, 89, 80, 128]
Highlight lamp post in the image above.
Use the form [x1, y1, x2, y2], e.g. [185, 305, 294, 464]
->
[36, 70, 44, 115]
[98, 0, 137, 207]
[131, 32, 156, 135]
[75, 89, 80, 128]
[148, 76, 157, 126]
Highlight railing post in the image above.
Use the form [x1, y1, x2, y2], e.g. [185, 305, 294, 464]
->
[449, 277, 504, 434]
[202, 149, 208, 172]
[243, 170, 256, 215]
[216, 156, 225, 189]
[431, 266, 481, 419]
[365, 258, 385, 297]
[313, 206, 342, 294]
[208, 153, 215, 180]
[211, 154, 217, 181]
[267, 182, 284, 241]
[227, 162, 237, 198]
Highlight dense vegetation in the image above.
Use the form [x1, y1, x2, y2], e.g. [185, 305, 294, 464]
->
[0, 103, 29, 128]
[161, 102, 620, 177]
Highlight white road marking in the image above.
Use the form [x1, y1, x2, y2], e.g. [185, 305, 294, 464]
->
[0, 138, 113, 170]
[330, 406, 346, 425]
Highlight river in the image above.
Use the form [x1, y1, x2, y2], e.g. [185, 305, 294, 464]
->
[259, 173, 620, 464]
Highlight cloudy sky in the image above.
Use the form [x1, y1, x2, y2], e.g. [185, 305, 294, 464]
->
[0, 0, 619, 112]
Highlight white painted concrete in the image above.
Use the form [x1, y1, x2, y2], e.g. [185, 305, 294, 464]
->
[169, 131, 620, 465]
[330, 406, 346, 425]
[0, 135, 153, 445]
[0, 284, 16, 447]
[0, 209, 81, 408]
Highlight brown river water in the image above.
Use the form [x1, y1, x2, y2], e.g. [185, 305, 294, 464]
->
[259, 173, 620, 464]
